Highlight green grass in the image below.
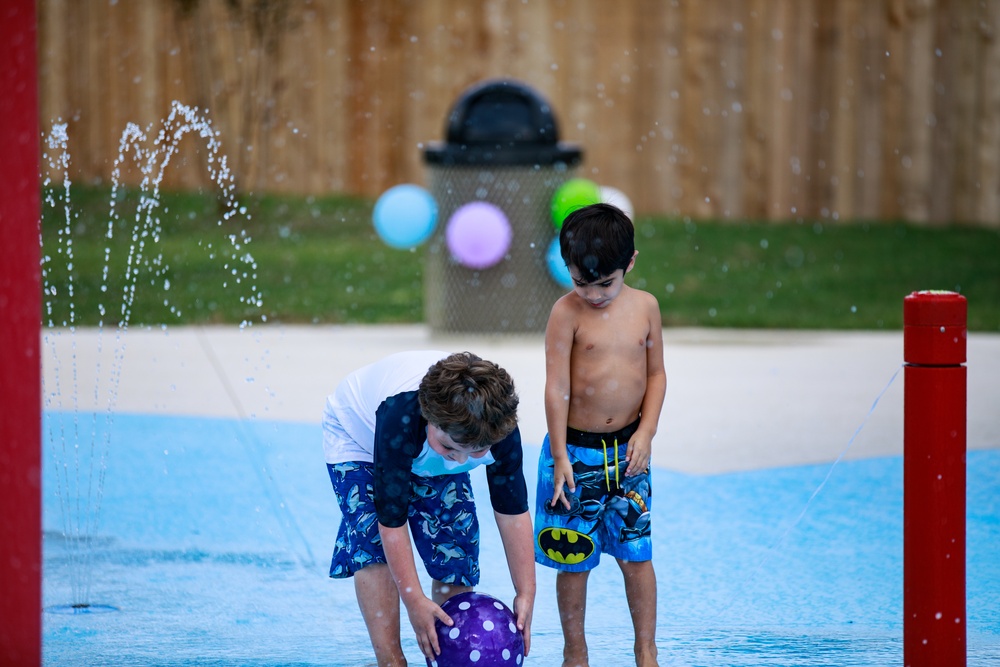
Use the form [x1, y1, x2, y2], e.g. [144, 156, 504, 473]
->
[633, 217, 1000, 330]
[40, 184, 1000, 331]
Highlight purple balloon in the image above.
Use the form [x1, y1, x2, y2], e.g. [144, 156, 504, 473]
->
[445, 202, 512, 270]
[428, 592, 524, 667]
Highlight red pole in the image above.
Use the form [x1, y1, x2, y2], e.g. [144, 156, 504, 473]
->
[0, 1, 42, 665]
[903, 290, 967, 667]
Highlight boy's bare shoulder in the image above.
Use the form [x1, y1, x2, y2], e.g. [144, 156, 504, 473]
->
[624, 286, 661, 314]
[545, 292, 582, 339]
[633, 286, 660, 305]
[550, 290, 585, 316]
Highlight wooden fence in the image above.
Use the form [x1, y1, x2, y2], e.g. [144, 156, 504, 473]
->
[38, 0, 1000, 227]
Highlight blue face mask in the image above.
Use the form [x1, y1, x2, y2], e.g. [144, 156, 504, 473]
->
[410, 439, 495, 477]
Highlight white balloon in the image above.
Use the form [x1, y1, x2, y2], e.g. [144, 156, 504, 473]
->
[599, 185, 634, 220]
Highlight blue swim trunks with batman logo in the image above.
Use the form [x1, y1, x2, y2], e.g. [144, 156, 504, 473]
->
[534, 420, 652, 572]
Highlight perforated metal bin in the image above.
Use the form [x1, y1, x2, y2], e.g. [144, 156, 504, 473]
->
[423, 79, 582, 334]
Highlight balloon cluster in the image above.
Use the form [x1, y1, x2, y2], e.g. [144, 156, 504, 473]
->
[372, 179, 633, 286]
[372, 184, 510, 270]
[545, 178, 634, 288]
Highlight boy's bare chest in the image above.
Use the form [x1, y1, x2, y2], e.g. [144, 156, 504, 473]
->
[572, 312, 648, 362]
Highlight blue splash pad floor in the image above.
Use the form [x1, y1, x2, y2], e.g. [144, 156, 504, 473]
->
[43, 412, 1000, 666]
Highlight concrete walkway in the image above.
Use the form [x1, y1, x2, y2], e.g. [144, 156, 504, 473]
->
[41, 325, 1000, 474]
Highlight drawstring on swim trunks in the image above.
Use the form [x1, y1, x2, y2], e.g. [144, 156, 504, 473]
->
[601, 437, 620, 492]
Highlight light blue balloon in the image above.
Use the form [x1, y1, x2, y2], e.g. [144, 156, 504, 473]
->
[546, 236, 573, 289]
[373, 184, 438, 249]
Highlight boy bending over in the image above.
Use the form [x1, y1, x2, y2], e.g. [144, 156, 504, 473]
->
[325, 350, 535, 666]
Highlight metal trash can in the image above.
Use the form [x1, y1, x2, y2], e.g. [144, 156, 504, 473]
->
[423, 79, 582, 334]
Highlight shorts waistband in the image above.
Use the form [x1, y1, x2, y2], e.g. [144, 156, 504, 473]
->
[565, 418, 641, 450]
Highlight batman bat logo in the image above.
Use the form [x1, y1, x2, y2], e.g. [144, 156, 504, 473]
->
[537, 527, 596, 566]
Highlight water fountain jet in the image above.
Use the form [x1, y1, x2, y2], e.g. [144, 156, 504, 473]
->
[40, 101, 263, 613]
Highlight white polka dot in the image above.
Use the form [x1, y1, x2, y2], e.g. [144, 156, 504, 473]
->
[494, 601, 503, 609]
[516, 655, 522, 665]
[502, 649, 511, 660]
[469, 649, 481, 662]
[459, 602, 471, 610]
[508, 622, 517, 633]
[448, 628, 460, 639]
[483, 620, 494, 631]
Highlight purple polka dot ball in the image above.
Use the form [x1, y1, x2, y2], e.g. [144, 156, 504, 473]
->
[427, 591, 524, 666]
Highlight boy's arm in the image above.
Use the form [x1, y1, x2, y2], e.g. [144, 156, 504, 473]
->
[625, 296, 667, 476]
[372, 396, 453, 660]
[379, 522, 453, 660]
[543, 299, 576, 508]
[494, 510, 536, 656]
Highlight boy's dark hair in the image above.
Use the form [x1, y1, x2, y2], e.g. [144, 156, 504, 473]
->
[418, 352, 519, 448]
[559, 202, 635, 282]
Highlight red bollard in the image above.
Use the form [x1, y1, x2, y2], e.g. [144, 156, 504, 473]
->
[0, 1, 42, 665]
[903, 290, 967, 667]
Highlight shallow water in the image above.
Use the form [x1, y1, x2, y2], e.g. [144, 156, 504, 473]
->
[42, 412, 1000, 665]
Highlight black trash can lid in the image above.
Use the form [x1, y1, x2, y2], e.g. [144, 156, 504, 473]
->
[424, 78, 582, 167]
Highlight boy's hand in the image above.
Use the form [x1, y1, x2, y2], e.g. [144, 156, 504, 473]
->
[550, 456, 576, 509]
[625, 433, 652, 477]
[513, 591, 534, 655]
[406, 595, 453, 661]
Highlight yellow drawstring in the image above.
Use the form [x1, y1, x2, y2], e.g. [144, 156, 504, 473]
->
[614, 437, 620, 488]
[601, 437, 621, 492]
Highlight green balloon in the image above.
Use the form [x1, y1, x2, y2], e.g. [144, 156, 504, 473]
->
[551, 178, 602, 230]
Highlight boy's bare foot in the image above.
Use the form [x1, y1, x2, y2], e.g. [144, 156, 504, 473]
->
[562, 637, 588, 667]
[635, 646, 659, 667]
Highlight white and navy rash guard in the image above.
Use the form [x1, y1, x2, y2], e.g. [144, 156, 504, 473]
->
[323, 350, 529, 528]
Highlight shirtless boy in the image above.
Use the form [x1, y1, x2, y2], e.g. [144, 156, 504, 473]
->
[534, 203, 666, 667]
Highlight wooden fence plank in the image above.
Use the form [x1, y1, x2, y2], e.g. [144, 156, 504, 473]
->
[678, 2, 708, 218]
[880, 0, 906, 219]
[768, 0, 794, 219]
[717, 0, 749, 220]
[929, 2, 958, 224]
[856, 0, 887, 219]
[555, 0, 597, 165]
[975, 0, 1000, 225]
[787, 0, 816, 220]
[829, 0, 861, 222]
[634, 0, 683, 216]
[948, 1, 981, 223]
[899, 0, 936, 223]
[742, 0, 770, 219]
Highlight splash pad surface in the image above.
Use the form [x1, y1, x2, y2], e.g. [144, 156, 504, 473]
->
[42, 411, 1000, 666]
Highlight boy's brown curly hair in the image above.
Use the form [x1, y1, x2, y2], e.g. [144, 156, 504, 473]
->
[418, 352, 519, 449]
